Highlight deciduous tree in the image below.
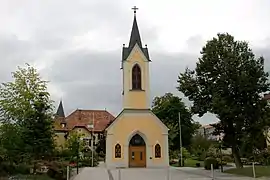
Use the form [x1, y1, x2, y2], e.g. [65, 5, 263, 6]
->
[177, 33, 270, 168]
[152, 93, 199, 151]
[0, 64, 55, 162]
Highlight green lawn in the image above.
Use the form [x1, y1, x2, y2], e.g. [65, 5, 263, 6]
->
[171, 158, 204, 167]
[224, 166, 270, 178]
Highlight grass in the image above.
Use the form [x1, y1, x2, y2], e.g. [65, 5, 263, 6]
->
[224, 166, 270, 178]
[6, 174, 53, 180]
[171, 158, 204, 167]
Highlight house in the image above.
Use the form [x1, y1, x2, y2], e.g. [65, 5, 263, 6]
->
[197, 124, 223, 141]
[53, 100, 115, 149]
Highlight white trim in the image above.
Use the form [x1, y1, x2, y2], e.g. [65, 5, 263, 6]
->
[125, 43, 149, 63]
[106, 109, 168, 133]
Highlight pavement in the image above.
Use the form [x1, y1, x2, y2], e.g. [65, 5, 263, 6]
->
[72, 163, 269, 180]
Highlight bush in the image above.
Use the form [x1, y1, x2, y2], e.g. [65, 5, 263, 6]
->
[47, 161, 69, 180]
[195, 163, 201, 167]
[0, 162, 16, 175]
[222, 155, 233, 163]
[80, 157, 99, 167]
[216, 158, 227, 165]
[15, 164, 30, 174]
[204, 157, 219, 170]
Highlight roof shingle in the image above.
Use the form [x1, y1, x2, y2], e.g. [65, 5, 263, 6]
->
[54, 109, 115, 132]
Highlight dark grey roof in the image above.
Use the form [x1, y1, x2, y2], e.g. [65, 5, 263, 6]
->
[122, 15, 150, 61]
[56, 100, 65, 118]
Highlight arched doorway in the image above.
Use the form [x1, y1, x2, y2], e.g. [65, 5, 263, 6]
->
[129, 134, 146, 167]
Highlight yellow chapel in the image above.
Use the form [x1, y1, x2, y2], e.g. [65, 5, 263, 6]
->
[105, 7, 169, 168]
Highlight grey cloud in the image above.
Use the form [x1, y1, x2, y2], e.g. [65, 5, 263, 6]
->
[1, 1, 270, 126]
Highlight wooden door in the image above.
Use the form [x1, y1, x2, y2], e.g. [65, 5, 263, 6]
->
[129, 146, 146, 167]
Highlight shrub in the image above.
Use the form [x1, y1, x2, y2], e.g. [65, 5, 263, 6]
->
[195, 163, 201, 167]
[80, 157, 99, 167]
[15, 164, 30, 174]
[0, 162, 16, 175]
[222, 155, 233, 163]
[47, 161, 69, 180]
[204, 157, 219, 170]
[216, 158, 227, 165]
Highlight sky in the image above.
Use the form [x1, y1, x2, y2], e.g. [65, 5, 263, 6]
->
[0, 0, 270, 125]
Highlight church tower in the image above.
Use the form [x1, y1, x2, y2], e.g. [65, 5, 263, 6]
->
[122, 7, 151, 109]
[105, 7, 169, 168]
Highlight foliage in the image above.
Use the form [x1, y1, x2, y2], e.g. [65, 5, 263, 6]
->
[65, 131, 85, 159]
[152, 93, 200, 150]
[0, 64, 55, 175]
[47, 161, 69, 180]
[0, 123, 24, 164]
[96, 134, 106, 154]
[190, 134, 213, 161]
[0, 162, 31, 176]
[222, 155, 233, 163]
[204, 157, 219, 170]
[177, 33, 270, 168]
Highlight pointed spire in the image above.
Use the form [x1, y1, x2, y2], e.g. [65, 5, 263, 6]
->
[128, 6, 142, 49]
[56, 100, 65, 118]
[122, 6, 151, 61]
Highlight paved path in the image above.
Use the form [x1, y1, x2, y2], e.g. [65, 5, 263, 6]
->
[73, 166, 267, 180]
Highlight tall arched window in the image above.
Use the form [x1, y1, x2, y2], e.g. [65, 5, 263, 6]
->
[155, 144, 161, 158]
[132, 64, 142, 90]
[115, 143, 121, 158]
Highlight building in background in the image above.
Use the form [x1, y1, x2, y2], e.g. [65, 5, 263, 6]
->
[53, 100, 115, 150]
[197, 123, 223, 141]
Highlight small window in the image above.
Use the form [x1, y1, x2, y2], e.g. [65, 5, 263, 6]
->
[155, 144, 161, 158]
[115, 144, 121, 158]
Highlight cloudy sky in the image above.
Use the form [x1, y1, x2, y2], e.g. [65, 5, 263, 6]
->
[1, 0, 270, 125]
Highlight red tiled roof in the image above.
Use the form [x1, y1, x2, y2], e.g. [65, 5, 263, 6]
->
[54, 109, 115, 132]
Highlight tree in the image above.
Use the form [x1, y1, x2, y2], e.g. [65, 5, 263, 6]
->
[152, 93, 199, 151]
[190, 134, 213, 161]
[0, 64, 55, 162]
[65, 132, 84, 159]
[0, 123, 24, 163]
[177, 33, 270, 168]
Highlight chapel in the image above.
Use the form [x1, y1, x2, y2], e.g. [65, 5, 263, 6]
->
[105, 7, 169, 168]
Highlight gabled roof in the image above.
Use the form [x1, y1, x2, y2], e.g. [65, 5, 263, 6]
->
[106, 109, 168, 133]
[122, 13, 150, 61]
[54, 109, 115, 132]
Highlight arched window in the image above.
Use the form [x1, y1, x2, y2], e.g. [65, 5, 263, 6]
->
[132, 64, 142, 90]
[115, 143, 121, 158]
[155, 144, 161, 158]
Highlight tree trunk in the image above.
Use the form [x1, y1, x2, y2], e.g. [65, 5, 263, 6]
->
[232, 145, 243, 168]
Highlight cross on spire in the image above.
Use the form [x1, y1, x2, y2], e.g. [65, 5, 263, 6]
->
[132, 6, 139, 14]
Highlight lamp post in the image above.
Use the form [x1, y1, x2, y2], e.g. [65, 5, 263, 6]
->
[178, 112, 183, 167]
[87, 112, 95, 167]
[219, 137, 223, 172]
[76, 139, 79, 174]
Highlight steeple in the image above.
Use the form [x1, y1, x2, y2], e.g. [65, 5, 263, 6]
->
[56, 100, 65, 118]
[122, 6, 150, 62]
[128, 8, 142, 49]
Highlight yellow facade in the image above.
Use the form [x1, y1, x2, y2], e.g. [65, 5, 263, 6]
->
[106, 110, 169, 167]
[105, 11, 169, 168]
[54, 132, 66, 148]
[122, 45, 150, 109]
